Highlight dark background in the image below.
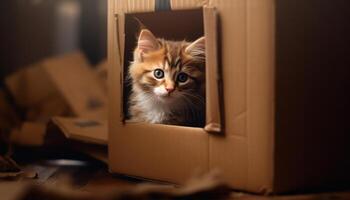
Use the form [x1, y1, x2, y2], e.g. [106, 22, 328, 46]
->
[0, 0, 107, 80]
[275, 0, 350, 191]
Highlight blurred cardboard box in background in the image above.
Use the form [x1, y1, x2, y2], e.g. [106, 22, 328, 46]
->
[2, 51, 107, 147]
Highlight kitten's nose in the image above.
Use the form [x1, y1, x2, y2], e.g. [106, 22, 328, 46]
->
[165, 87, 175, 93]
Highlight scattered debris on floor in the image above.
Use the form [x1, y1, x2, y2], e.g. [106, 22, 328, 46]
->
[0, 171, 230, 200]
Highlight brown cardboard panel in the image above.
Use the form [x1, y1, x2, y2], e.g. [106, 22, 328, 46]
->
[210, 0, 250, 137]
[108, 0, 122, 123]
[108, 0, 123, 175]
[210, 0, 274, 193]
[209, 136, 248, 191]
[117, 14, 126, 76]
[244, 0, 275, 193]
[43, 52, 108, 120]
[114, 0, 155, 14]
[52, 117, 107, 145]
[25, 97, 69, 122]
[5, 51, 106, 121]
[96, 59, 108, 79]
[206, 1, 274, 192]
[170, 0, 207, 10]
[10, 122, 46, 146]
[203, 6, 221, 133]
[110, 123, 209, 184]
[95, 59, 108, 92]
[4, 51, 108, 150]
[5, 63, 57, 107]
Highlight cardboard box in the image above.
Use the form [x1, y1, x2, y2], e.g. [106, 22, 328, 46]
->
[6, 51, 107, 121]
[5, 51, 108, 146]
[51, 117, 108, 146]
[107, 0, 350, 194]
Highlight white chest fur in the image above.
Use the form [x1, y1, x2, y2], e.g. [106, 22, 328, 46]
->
[135, 92, 172, 123]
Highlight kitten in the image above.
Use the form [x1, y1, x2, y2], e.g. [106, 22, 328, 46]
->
[128, 29, 205, 127]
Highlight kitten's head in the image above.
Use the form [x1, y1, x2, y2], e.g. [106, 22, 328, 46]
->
[129, 29, 205, 106]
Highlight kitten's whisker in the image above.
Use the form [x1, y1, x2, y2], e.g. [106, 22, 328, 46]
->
[181, 93, 205, 105]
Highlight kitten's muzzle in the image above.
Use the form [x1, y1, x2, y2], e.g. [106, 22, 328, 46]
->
[165, 87, 175, 93]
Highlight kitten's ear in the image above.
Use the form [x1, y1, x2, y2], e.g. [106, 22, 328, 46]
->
[137, 29, 159, 54]
[185, 36, 205, 61]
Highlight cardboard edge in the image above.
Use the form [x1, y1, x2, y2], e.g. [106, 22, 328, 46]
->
[245, 0, 275, 193]
[203, 6, 222, 134]
[45, 118, 108, 164]
[74, 144, 108, 164]
[204, 123, 221, 133]
[51, 117, 107, 145]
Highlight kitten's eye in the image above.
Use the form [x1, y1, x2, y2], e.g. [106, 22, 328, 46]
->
[153, 69, 164, 79]
[177, 73, 188, 83]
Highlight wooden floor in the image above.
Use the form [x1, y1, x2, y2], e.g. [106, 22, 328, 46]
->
[1, 147, 350, 200]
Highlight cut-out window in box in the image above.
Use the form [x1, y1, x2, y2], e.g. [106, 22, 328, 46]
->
[121, 8, 221, 132]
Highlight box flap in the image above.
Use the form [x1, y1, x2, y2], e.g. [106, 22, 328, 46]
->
[42, 51, 108, 120]
[5, 63, 57, 107]
[51, 117, 107, 145]
[203, 6, 222, 133]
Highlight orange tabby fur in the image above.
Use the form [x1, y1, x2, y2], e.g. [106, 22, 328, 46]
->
[128, 29, 205, 127]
